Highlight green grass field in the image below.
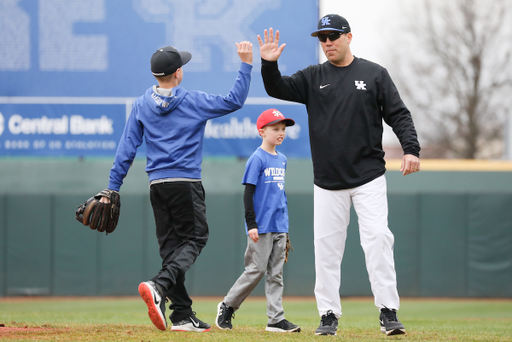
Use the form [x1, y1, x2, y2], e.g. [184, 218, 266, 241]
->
[1, 297, 511, 341]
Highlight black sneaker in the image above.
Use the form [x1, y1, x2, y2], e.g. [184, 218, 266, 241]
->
[216, 302, 235, 330]
[315, 310, 338, 336]
[171, 312, 211, 332]
[266, 319, 301, 332]
[380, 308, 406, 335]
[138, 281, 167, 331]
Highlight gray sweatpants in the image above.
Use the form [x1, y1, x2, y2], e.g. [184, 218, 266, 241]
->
[223, 232, 287, 324]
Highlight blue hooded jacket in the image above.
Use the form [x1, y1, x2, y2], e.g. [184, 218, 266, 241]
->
[108, 62, 252, 191]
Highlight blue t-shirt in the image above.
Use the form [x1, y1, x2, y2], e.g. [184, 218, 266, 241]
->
[242, 147, 289, 234]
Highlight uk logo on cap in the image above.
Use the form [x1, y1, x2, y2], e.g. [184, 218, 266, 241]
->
[321, 17, 330, 26]
[272, 110, 284, 118]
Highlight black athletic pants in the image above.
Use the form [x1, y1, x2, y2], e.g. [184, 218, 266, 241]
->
[149, 181, 209, 322]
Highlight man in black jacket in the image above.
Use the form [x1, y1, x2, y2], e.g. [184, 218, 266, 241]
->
[258, 14, 421, 336]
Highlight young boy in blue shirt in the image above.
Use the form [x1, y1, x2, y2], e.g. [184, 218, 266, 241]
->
[102, 42, 253, 332]
[215, 108, 300, 333]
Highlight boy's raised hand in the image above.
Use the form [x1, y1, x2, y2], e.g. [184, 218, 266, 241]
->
[258, 28, 286, 62]
[236, 41, 253, 65]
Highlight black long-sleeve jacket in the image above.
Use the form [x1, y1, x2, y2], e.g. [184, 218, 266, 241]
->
[261, 57, 420, 190]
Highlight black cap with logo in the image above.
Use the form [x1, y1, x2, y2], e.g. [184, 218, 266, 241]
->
[311, 14, 351, 37]
[150, 46, 192, 77]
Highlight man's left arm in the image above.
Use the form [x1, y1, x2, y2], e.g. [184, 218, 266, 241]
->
[379, 68, 421, 176]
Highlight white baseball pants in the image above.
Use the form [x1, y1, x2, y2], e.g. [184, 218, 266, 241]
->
[313, 175, 400, 318]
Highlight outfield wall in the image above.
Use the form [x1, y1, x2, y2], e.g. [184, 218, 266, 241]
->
[1, 159, 512, 298]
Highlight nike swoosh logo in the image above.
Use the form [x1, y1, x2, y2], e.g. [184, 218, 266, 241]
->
[153, 292, 160, 305]
[190, 317, 200, 327]
[320, 84, 330, 89]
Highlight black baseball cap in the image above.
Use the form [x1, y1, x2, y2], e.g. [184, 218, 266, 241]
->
[150, 46, 192, 77]
[311, 14, 351, 37]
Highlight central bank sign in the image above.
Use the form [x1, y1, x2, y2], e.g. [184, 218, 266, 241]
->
[7, 114, 113, 135]
[0, 102, 310, 158]
[0, 105, 122, 156]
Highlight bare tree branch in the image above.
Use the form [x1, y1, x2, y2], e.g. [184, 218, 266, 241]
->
[390, 0, 512, 158]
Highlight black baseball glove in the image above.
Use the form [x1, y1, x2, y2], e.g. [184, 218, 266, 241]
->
[75, 189, 121, 234]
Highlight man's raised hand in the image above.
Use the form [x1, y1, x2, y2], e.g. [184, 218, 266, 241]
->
[258, 28, 286, 62]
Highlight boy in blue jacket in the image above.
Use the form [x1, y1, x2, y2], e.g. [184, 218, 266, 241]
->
[103, 42, 253, 332]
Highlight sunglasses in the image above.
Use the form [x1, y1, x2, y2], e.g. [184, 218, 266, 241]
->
[318, 32, 343, 43]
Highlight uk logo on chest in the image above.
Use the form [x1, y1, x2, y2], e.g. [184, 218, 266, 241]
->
[355, 80, 367, 90]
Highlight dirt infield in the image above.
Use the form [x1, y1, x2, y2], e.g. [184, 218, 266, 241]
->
[0, 323, 71, 341]
[1, 326, 55, 332]
[0, 322, 70, 331]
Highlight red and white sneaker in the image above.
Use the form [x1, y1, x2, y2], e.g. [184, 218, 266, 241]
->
[138, 281, 167, 331]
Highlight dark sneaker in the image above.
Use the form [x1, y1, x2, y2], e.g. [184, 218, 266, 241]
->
[315, 310, 338, 336]
[380, 308, 406, 335]
[138, 281, 167, 331]
[216, 302, 235, 330]
[171, 312, 211, 332]
[265, 319, 301, 332]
